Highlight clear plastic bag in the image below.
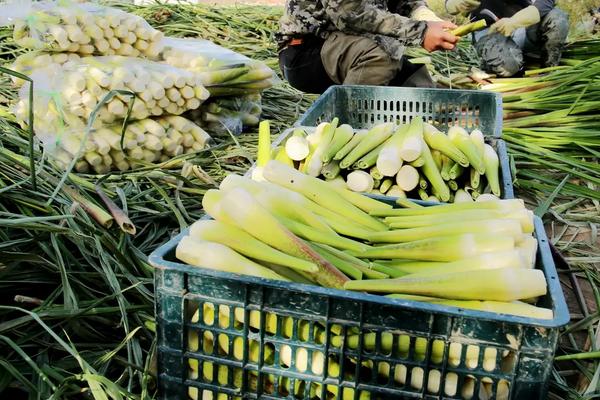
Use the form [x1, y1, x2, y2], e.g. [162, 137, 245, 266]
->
[0, 0, 164, 58]
[12, 56, 210, 131]
[10, 51, 82, 87]
[28, 112, 213, 174]
[157, 37, 278, 95]
[186, 94, 262, 136]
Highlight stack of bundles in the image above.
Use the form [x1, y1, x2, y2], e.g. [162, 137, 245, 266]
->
[6, 0, 164, 57]
[11, 55, 212, 173]
[3, 1, 277, 172]
[157, 38, 275, 135]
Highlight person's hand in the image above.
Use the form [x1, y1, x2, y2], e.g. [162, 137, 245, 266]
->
[489, 6, 540, 36]
[423, 21, 459, 52]
[446, 0, 480, 15]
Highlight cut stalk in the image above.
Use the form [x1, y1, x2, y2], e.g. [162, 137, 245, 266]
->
[399, 117, 424, 162]
[189, 220, 318, 273]
[274, 146, 294, 167]
[278, 216, 368, 252]
[345, 268, 547, 301]
[306, 119, 339, 176]
[387, 185, 407, 198]
[454, 189, 472, 202]
[329, 182, 392, 213]
[449, 163, 465, 180]
[315, 243, 389, 279]
[252, 120, 271, 181]
[355, 142, 387, 170]
[177, 237, 288, 281]
[340, 123, 394, 169]
[321, 161, 341, 180]
[322, 124, 353, 163]
[334, 130, 367, 161]
[448, 126, 485, 174]
[263, 161, 388, 230]
[369, 199, 525, 217]
[370, 166, 384, 180]
[420, 138, 451, 202]
[470, 168, 481, 189]
[380, 178, 393, 194]
[385, 208, 532, 231]
[389, 296, 552, 319]
[450, 19, 487, 37]
[376, 124, 409, 176]
[346, 170, 374, 192]
[395, 249, 530, 276]
[351, 233, 515, 261]
[483, 144, 501, 196]
[311, 245, 362, 280]
[396, 165, 420, 191]
[410, 156, 425, 168]
[368, 219, 523, 243]
[440, 155, 455, 181]
[202, 187, 349, 288]
[285, 129, 310, 161]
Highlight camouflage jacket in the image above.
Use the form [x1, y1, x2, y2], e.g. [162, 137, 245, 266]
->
[276, 0, 429, 61]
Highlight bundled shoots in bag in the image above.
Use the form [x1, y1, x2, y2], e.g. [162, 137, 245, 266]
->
[157, 37, 277, 96]
[12, 56, 210, 128]
[11, 51, 82, 87]
[19, 107, 212, 174]
[1, 0, 164, 57]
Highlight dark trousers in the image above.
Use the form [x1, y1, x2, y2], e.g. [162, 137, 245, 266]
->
[278, 37, 335, 94]
[279, 34, 434, 94]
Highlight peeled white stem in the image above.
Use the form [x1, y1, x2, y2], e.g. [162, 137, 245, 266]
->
[396, 165, 420, 192]
[454, 189, 473, 203]
[346, 171, 374, 193]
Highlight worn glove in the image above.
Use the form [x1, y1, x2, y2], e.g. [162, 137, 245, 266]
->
[489, 6, 540, 36]
[446, 0, 480, 15]
[411, 6, 444, 22]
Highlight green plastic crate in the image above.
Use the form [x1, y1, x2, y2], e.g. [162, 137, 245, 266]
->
[150, 199, 569, 400]
[295, 85, 503, 137]
[272, 127, 514, 200]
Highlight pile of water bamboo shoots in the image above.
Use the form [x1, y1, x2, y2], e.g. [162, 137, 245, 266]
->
[5, 0, 164, 57]
[176, 156, 551, 399]
[276, 117, 502, 203]
[178, 152, 548, 318]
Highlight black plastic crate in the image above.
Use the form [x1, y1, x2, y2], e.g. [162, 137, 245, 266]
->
[150, 201, 568, 400]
